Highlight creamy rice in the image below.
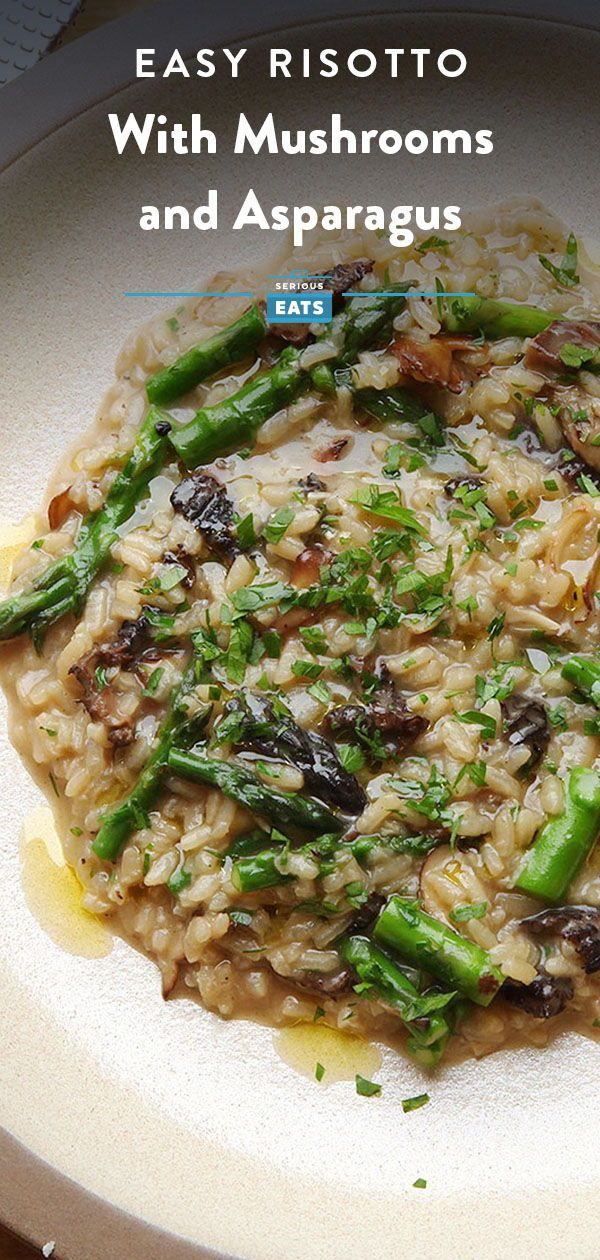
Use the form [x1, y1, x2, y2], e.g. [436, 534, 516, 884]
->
[2, 197, 600, 1066]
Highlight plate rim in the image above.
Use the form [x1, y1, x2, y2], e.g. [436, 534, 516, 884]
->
[1, 0, 600, 172]
[2, 3, 600, 1258]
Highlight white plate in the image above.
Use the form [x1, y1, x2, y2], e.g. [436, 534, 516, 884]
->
[1, 5, 600, 1257]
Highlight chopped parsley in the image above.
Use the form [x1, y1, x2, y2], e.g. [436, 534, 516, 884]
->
[355, 1075, 381, 1097]
[338, 744, 366, 774]
[236, 512, 256, 549]
[142, 667, 164, 697]
[538, 232, 579, 287]
[455, 710, 497, 740]
[559, 342, 600, 370]
[450, 901, 488, 923]
[351, 485, 428, 537]
[402, 1093, 430, 1113]
[228, 908, 254, 927]
[94, 666, 109, 691]
[168, 866, 192, 896]
[225, 618, 253, 685]
[263, 503, 294, 544]
[416, 235, 449, 253]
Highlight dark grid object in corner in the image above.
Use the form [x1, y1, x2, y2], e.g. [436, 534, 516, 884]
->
[0, 0, 82, 84]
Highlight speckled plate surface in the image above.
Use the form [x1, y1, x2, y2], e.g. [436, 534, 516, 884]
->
[1, 4, 600, 1257]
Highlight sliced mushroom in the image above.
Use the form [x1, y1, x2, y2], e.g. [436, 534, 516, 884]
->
[524, 320, 600, 474]
[314, 435, 352, 463]
[290, 545, 333, 589]
[521, 904, 600, 974]
[88, 607, 160, 672]
[500, 692, 550, 776]
[524, 320, 600, 374]
[391, 333, 476, 393]
[68, 606, 164, 746]
[69, 660, 135, 748]
[287, 965, 355, 998]
[548, 386, 600, 475]
[502, 973, 574, 1018]
[48, 485, 77, 530]
[170, 472, 240, 564]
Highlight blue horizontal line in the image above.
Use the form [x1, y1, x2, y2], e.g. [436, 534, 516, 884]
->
[123, 288, 476, 299]
[123, 291, 253, 298]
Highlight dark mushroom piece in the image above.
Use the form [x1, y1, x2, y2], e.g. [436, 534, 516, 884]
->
[502, 972, 574, 1018]
[556, 449, 600, 492]
[323, 697, 428, 760]
[347, 891, 386, 933]
[290, 544, 334, 589]
[48, 485, 78, 530]
[286, 965, 355, 998]
[170, 472, 241, 565]
[501, 692, 550, 776]
[69, 605, 168, 746]
[521, 904, 600, 974]
[275, 545, 334, 634]
[297, 473, 326, 494]
[223, 691, 366, 815]
[444, 475, 484, 498]
[71, 605, 161, 677]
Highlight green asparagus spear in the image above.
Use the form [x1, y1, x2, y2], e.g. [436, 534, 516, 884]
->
[231, 847, 292, 892]
[167, 749, 342, 835]
[339, 935, 455, 1067]
[0, 406, 171, 643]
[169, 346, 305, 469]
[1, 288, 411, 638]
[92, 667, 211, 862]
[374, 896, 504, 1006]
[316, 286, 411, 365]
[514, 767, 600, 903]
[169, 288, 411, 469]
[561, 655, 600, 708]
[0, 305, 276, 642]
[353, 386, 441, 428]
[147, 304, 267, 405]
[443, 295, 559, 339]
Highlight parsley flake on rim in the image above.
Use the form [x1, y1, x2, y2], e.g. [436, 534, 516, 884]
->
[355, 1075, 382, 1098]
[402, 1093, 430, 1113]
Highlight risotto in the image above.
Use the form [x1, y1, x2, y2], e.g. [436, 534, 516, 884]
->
[2, 197, 600, 1067]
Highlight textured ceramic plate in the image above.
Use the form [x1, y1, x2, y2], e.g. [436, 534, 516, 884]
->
[1, 4, 600, 1257]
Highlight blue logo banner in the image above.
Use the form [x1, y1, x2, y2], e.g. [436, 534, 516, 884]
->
[266, 291, 333, 324]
